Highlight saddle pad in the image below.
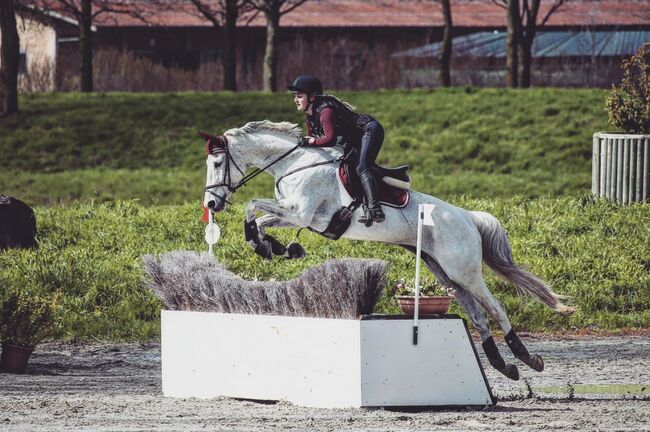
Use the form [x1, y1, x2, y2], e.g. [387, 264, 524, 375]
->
[339, 164, 410, 209]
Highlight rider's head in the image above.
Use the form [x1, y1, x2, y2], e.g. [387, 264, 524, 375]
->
[287, 75, 323, 112]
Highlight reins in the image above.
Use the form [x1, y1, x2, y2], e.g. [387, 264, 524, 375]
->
[204, 135, 356, 207]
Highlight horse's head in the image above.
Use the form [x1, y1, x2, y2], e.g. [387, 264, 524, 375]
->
[202, 121, 303, 213]
[202, 133, 246, 213]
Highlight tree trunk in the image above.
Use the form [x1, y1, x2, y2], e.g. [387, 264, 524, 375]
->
[438, 0, 452, 87]
[519, 34, 534, 88]
[222, 0, 237, 91]
[79, 0, 93, 92]
[518, 0, 541, 88]
[262, 8, 279, 92]
[0, 0, 20, 116]
[505, 0, 521, 88]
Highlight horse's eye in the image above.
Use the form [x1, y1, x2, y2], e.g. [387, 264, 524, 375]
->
[213, 161, 222, 168]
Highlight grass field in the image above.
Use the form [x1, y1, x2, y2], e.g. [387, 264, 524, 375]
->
[1, 89, 647, 339]
[1, 88, 608, 204]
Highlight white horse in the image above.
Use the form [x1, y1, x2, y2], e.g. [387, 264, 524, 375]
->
[203, 120, 574, 381]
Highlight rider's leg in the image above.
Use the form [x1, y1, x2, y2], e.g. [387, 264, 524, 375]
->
[357, 121, 385, 226]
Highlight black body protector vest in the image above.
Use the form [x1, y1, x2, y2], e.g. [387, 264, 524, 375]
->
[307, 96, 374, 150]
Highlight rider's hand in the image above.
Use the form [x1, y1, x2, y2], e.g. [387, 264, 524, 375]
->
[298, 136, 311, 147]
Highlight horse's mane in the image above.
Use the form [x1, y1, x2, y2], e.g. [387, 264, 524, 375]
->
[226, 120, 302, 140]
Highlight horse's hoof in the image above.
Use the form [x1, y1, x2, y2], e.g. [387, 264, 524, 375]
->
[286, 242, 306, 259]
[254, 240, 273, 260]
[498, 364, 520, 381]
[525, 354, 544, 372]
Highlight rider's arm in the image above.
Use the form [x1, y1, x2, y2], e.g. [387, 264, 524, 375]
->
[310, 108, 336, 146]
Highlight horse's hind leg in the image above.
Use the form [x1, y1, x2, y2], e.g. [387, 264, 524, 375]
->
[452, 270, 544, 373]
[414, 249, 519, 380]
[419, 232, 545, 374]
[454, 288, 520, 380]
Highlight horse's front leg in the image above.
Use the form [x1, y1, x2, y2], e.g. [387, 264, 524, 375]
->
[244, 199, 311, 260]
[254, 215, 306, 259]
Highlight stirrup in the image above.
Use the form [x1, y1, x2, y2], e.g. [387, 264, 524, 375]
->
[358, 204, 384, 227]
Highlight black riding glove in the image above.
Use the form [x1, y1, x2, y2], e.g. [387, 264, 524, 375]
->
[298, 136, 311, 147]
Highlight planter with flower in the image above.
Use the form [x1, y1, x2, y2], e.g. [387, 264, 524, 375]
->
[392, 279, 455, 316]
[593, 43, 650, 204]
[0, 287, 62, 373]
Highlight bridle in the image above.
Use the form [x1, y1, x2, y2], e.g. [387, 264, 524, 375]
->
[204, 135, 301, 207]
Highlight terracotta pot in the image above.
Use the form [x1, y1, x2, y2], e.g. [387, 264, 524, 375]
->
[396, 295, 454, 316]
[1, 342, 35, 374]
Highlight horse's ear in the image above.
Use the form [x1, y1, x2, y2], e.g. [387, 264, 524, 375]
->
[198, 131, 215, 141]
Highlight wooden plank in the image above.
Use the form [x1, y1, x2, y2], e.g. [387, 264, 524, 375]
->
[617, 138, 624, 203]
[592, 134, 600, 197]
[643, 138, 650, 203]
[600, 138, 608, 198]
[611, 138, 618, 201]
[623, 138, 630, 204]
[637, 138, 644, 202]
[605, 138, 612, 199]
[627, 139, 636, 202]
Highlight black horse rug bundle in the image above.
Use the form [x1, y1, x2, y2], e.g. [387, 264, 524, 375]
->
[143, 251, 387, 319]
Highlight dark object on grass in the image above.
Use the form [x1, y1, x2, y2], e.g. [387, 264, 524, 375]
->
[143, 252, 388, 319]
[0, 194, 37, 250]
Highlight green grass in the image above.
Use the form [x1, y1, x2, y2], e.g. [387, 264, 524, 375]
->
[0, 88, 609, 203]
[1, 89, 646, 340]
[0, 198, 647, 340]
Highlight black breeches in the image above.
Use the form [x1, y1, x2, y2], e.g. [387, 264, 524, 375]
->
[356, 120, 384, 175]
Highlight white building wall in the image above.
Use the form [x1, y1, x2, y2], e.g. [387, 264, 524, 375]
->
[0, 14, 57, 91]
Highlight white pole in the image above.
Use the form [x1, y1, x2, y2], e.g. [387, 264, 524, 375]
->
[208, 210, 214, 256]
[413, 204, 424, 345]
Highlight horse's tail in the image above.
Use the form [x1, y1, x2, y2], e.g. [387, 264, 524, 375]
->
[469, 211, 575, 315]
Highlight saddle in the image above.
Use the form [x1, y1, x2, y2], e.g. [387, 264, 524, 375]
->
[339, 158, 410, 209]
[310, 157, 411, 241]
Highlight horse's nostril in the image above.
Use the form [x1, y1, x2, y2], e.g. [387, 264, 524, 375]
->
[207, 200, 216, 210]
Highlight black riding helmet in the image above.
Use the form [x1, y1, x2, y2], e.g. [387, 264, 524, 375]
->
[287, 75, 323, 95]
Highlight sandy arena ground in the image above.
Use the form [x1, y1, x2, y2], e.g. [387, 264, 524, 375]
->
[1, 334, 649, 431]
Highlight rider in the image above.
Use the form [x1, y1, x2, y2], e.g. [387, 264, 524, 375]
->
[287, 75, 385, 226]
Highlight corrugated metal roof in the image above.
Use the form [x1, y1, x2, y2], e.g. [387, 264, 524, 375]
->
[393, 30, 650, 58]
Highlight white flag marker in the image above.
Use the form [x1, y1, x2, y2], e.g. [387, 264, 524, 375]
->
[422, 203, 436, 226]
[205, 211, 221, 255]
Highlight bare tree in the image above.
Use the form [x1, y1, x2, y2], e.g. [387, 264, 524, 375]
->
[519, 0, 567, 87]
[186, 0, 251, 91]
[494, 0, 569, 88]
[0, 0, 20, 116]
[505, 0, 521, 87]
[438, 0, 452, 87]
[37, 0, 149, 92]
[245, 0, 309, 92]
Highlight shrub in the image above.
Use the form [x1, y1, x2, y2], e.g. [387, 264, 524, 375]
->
[0, 252, 64, 347]
[605, 43, 650, 134]
[0, 287, 62, 347]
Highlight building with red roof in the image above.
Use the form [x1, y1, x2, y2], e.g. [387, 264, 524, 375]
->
[7, 0, 650, 90]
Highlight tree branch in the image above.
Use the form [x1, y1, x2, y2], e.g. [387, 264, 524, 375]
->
[245, 0, 271, 14]
[188, 0, 224, 27]
[540, 0, 566, 27]
[279, 0, 309, 16]
[490, 0, 507, 10]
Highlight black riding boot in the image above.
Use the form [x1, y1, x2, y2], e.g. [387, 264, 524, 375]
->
[358, 171, 385, 227]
